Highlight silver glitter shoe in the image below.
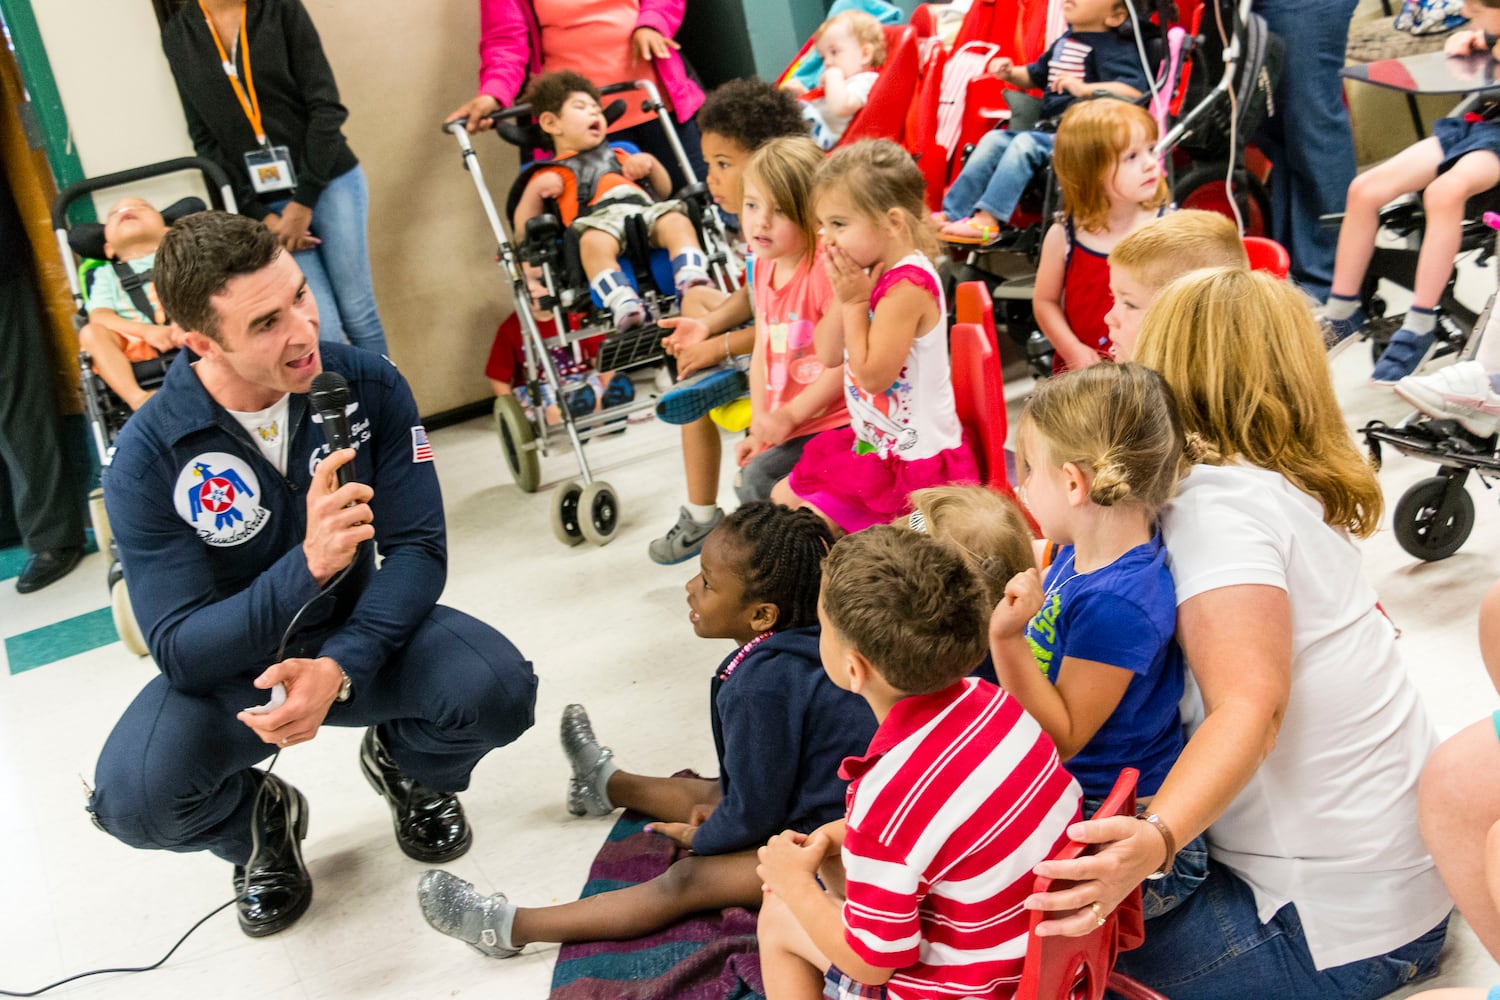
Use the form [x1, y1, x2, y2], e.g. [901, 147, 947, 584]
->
[560, 704, 615, 817]
[416, 870, 521, 958]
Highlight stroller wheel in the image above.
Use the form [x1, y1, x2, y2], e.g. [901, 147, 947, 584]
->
[578, 481, 620, 546]
[551, 480, 587, 547]
[1393, 474, 1474, 561]
[111, 578, 149, 658]
[495, 395, 541, 493]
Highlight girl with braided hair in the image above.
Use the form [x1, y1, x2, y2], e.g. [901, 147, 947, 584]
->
[417, 501, 877, 957]
[989, 362, 1207, 918]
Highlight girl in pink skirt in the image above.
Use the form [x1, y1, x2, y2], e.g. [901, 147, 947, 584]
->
[772, 139, 978, 532]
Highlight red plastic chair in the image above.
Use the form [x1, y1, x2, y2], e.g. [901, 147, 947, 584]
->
[1017, 768, 1169, 1000]
[951, 320, 1014, 496]
[1243, 236, 1290, 280]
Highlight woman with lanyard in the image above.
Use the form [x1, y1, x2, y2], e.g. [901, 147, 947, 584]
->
[163, 0, 389, 356]
[444, 0, 707, 195]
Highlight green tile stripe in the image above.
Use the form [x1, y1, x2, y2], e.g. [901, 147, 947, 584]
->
[6, 607, 117, 674]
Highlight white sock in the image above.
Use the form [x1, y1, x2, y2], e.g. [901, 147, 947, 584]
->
[687, 503, 719, 525]
[1323, 294, 1359, 321]
[1402, 307, 1436, 336]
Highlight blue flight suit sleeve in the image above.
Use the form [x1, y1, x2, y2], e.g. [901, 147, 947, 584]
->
[104, 439, 326, 696]
[316, 366, 446, 688]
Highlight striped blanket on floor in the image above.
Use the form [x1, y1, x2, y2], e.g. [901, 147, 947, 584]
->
[548, 811, 766, 1000]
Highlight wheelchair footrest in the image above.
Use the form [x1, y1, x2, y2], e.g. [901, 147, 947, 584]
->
[595, 322, 667, 371]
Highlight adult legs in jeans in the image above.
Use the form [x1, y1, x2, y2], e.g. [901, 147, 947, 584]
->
[281, 165, 389, 355]
[1114, 861, 1447, 1000]
[1253, 0, 1358, 301]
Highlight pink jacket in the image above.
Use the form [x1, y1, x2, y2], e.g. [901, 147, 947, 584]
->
[476, 0, 704, 122]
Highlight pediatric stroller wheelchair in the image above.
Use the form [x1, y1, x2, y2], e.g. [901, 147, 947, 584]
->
[446, 79, 737, 546]
[52, 156, 238, 654]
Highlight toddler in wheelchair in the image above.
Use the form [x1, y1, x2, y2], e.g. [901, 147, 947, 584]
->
[780, 10, 887, 151]
[1323, 0, 1500, 383]
[79, 198, 185, 410]
[515, 70, 714, 331]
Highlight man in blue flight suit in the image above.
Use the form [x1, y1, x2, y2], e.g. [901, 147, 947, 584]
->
[88, 211, 538, 937]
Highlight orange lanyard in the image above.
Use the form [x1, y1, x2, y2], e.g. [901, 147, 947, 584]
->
[199, 0, 266, 146]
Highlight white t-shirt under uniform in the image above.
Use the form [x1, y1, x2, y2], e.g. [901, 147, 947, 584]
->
[1161, 463, 1451, 971]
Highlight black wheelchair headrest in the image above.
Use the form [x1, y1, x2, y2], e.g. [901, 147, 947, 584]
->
[493, 97, 628, 150]
[67, 196, 207, 261]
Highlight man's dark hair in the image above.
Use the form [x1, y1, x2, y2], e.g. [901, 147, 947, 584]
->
[155, 211, 280, 342]
[524, 70, 601, 120]
[697, 78, 809, 150]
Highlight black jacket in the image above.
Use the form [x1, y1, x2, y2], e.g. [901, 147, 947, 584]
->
[161, 0, 359, 220]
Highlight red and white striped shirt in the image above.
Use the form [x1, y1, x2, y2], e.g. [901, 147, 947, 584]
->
[839, 678, 1081, 999]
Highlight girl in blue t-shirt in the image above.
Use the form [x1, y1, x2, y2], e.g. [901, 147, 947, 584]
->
[989, 361, 1205, 917]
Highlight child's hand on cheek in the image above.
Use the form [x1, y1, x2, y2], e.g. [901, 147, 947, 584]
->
[990, 568, 1044, 642]
[825, 245, 881, 306]
[757, 830, 827, 895]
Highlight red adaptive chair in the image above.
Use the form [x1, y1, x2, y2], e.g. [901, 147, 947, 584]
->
[1243, 235, 1290, 279]
[951, 320, 1015, 498]
[1017, 768, 1169, 1000]
[776, 25, 922, 149]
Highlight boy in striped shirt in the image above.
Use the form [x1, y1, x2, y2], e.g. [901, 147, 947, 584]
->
[756, 526, 1081, 999]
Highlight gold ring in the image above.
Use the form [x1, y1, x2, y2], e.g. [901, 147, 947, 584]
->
[1090, 901, 1105, 927]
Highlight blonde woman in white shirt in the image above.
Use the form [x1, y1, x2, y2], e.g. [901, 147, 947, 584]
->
[1028, 266, 1451, 1000]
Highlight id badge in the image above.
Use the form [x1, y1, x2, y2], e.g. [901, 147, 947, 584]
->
[245, 145, 296, 194]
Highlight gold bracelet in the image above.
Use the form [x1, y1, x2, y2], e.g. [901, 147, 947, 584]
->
[1138, 813, 1177, 880]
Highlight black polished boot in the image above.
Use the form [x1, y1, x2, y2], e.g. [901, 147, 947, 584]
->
[359, 725, 472, 862]
[233, 771, 312, 938]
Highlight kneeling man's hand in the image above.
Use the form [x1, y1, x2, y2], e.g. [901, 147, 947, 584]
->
[237, 656, 345, 748]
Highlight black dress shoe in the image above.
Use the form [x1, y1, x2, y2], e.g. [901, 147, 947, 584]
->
[359, 725, 472, 862]
[15, 546, 83, 594]
[234, 771, 312, 938]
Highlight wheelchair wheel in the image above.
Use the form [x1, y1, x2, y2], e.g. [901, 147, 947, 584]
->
[494, 395, 541, 493]
[1173, 162, 1272, 238]
[578, 481, 620, 546]
[551, 480, 586, 547]
[111, 579, 149, 657]
[1393, 474, 1475, 561]
[88, 487, 111, 563]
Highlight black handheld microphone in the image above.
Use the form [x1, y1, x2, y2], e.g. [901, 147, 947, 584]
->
[309, 371, 355, 487]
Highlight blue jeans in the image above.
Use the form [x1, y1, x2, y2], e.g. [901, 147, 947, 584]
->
[941, 128, 1056, 224]
[1252, 0, 1358, 300]
[270, 165, 389, 355]
[1114, 861, 1448, 999]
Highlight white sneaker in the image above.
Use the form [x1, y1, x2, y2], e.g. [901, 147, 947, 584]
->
[1393, 360, 1500, 436]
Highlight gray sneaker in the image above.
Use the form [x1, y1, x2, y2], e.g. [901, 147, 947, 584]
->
[648, 506, 723, 565]
[416, 870, 521, 958]
[560, 704, 616, 817]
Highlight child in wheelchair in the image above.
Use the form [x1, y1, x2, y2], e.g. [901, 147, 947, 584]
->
[1323, 0, 1500, 384]
[78, 198, 185, 411]
[779, 10, 887, 151]
[938, 0, 1150, 245]
[515, 70, 714, 331]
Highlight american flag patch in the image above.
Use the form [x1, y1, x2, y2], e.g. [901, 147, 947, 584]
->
[411, 426, 434, 463]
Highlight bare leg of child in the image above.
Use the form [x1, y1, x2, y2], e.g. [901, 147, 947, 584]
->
[1419, 578, 1500, 962]
[769, 477, 843, 536]
[1329, 138, 1444, 302]
[418, 852, 764, 954]
[606, 770, 720, 823]
[758, 890, 833, 1000]
[80, 324, 152, 410]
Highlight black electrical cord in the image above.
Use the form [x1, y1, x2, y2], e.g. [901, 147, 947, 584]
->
[0, 555, 358, 997]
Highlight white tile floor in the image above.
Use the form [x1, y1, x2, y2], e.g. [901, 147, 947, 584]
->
[4, 328, 1500, 999]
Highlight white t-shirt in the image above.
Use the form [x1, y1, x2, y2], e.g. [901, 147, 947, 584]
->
[227, 394, 291, 475]
[1161, 463, 1450, 970]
